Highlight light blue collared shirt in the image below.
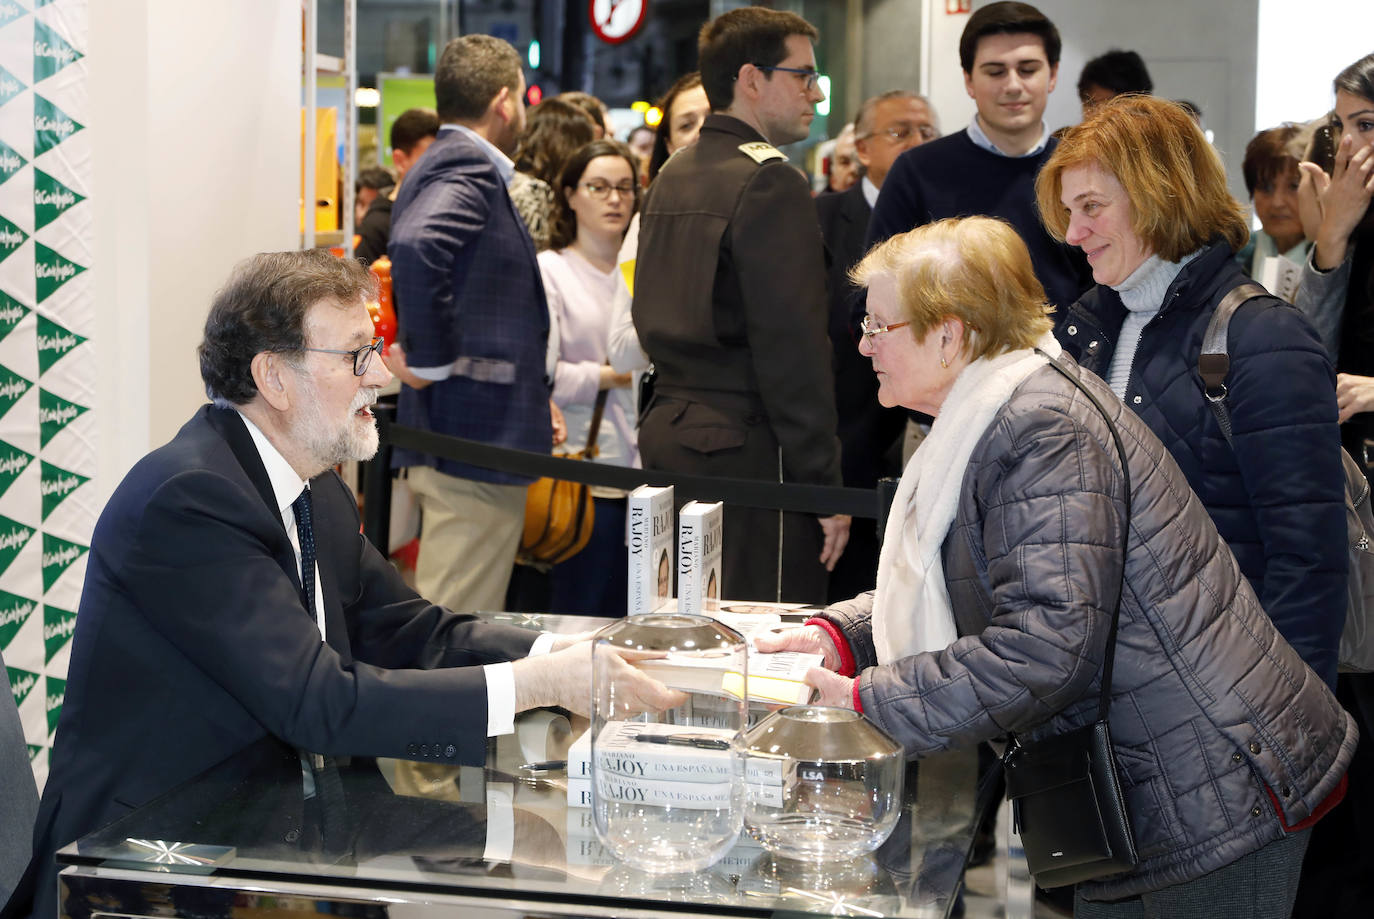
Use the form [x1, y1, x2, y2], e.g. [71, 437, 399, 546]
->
[861, 175, 880, 210]
[967, 115, 1049, 158]
[441, 123, 515, 186]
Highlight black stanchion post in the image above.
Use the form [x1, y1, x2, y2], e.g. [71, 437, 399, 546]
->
[362, 402, 395, 554]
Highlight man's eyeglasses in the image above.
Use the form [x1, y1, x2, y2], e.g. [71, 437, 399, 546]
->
[861, 123, 939, 144]
[303, 336, 385, 376]
[580, 181, 637, 200]
[754, 64, 821, 93]
[859, 316, 911, 340]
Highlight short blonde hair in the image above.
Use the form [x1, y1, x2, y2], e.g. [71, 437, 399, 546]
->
[1037, 95, 1248, 260]
[851, 217, 1053, 361]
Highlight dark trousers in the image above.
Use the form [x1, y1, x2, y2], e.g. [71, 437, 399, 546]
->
[547, 497, 628, 617]
[640, 397, 826, 604]
[1292, 672, 1374, 917]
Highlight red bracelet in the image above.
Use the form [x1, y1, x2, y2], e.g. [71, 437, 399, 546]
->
[851, 677, 863, 713]
[804, 617, 856, 676]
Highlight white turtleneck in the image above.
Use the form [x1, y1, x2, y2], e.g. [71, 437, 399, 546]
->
[1105, 250, 1202, 398]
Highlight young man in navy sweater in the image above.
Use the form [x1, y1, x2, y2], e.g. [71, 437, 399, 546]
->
[866, 2, 1090, 321]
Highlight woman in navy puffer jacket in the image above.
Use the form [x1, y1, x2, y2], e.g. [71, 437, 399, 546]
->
[1037, 95, 1347, 688]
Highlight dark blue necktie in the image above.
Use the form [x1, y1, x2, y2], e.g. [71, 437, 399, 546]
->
[291, 485, 346, 849]
[291, 487, 316, 616]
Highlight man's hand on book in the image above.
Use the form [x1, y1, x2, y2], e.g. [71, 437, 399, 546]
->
[754, 625, 840, 671]
[513, 642, 687, 717]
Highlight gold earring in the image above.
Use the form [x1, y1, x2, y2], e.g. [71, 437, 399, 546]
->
[940, 355, 948, 369]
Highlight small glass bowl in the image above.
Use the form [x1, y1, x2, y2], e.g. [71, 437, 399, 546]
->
[742, 705, 905, 861]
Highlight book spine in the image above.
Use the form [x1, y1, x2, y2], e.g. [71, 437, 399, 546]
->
[678, 508, 702, 616]
[567, 776, 784, 810]
[626, 496, 650, 614]
[572, 752, 784, 784]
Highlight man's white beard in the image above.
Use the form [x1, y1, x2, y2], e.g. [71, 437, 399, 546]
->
[291, 377, 379, 475]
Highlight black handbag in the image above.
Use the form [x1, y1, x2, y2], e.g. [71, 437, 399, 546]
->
[1001, 354, 1139, 889]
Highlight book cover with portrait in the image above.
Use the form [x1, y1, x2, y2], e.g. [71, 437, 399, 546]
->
[627, 485, 674, 614]
[678, 500, 722, 617]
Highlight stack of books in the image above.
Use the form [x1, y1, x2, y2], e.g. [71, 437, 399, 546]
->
[567, 720, 783, 809]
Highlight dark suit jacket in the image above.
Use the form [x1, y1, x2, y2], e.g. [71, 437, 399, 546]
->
[815, 184, 906, 491]
[24, 406, 537, 919]
[389, 127, 551, 485]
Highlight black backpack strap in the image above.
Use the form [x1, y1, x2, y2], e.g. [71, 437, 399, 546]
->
[1198, 282, 1269, 447]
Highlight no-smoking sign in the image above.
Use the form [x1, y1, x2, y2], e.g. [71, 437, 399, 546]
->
[589, 0, 646, 44]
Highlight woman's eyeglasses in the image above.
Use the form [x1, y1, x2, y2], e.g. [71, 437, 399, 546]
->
[580, 181, 637, 201]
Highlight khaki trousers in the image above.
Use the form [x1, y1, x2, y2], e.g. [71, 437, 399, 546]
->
[408, 466, 526, 613]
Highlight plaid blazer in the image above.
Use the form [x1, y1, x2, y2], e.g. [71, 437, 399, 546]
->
[389, 128, 551, 485]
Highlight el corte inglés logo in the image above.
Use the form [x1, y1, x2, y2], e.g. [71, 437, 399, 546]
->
[35, 186, 74, 209]
[34, 41, 77, 68]
[7, 668, 36, 706]
[0, 223, 25, 250]
[0, 525, 33, 552]
[0, 374, 31, 403]
[40, 460, 88, 519]
[35, 260, 76, 282]
[40, 402, 78, 425]
[33, 113, 73, 139]
[0, 302, 24, 325]
[37, 315, 85, 372]
[0, 597, 34, 629]
[41, 472, 80, 498]
[42, 612, 74, 642]
[42, 543, 81, 567]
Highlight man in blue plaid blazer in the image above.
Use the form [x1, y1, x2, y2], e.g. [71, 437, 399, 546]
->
[388, 35, 552, 613]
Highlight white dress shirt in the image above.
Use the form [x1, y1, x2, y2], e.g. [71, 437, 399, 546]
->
[967, 115, 1049, 158]
[235, 411, 554, 736]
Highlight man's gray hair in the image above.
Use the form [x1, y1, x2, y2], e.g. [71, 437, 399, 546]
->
[854, 90, 937, 139]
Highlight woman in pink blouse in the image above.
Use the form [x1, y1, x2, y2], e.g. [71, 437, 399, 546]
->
[541, 140, 641, 615]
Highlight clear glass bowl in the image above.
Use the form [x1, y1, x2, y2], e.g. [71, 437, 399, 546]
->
[590, 613, 749, 874]
[742, 705, 905, 860]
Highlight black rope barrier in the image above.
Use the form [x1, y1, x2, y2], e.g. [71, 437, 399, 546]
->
[361, 404, 897, 553]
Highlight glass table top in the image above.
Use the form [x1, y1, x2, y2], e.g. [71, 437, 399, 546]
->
[58, 613, 992, 918]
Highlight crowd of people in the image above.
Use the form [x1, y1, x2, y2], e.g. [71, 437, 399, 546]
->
[4, 3, 1371, 919]
[368, 2, 1372, 914]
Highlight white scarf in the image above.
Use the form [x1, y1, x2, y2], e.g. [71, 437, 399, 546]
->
[872, 332, 1063, 664]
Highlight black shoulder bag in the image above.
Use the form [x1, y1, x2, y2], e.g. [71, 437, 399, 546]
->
[1000, 353, 1139, 889]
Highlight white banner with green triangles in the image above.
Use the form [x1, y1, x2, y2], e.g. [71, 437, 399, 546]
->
[0, 0, 90, 789]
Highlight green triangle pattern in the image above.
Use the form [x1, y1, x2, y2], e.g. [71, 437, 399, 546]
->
[0, 366, 32, 420]
[36, 313, 84, 373]
[0, 589, 36, 648]
[32, 19, 82, 84]
[38, 387, 87, 445]
[34, 242, 85, 302]
[44, 674, 63, 734]
[0, 2, 25, 30]
[34, 169, 84, 230]
[6, 665, 37, 708]
[0, 214, 27, 265]
[25, 743, 39, 761]
[0, 289, 29, 341]
[0, 513, 34, 577]
[39, 459, 86, 519]
[40, 531, 86, 590]
[33, 94, 82, 157]
[42, 603, 75, 661]
[0, 439, 33, 498]
[0, 138, 26, 186]
[0, 65, 25, 108]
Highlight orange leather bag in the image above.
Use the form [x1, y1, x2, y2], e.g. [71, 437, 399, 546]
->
[518, 390, 607, 567]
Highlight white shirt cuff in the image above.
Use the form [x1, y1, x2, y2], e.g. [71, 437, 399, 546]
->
[410, 364, 451, 382]
[483, 661, 516, 736]
[529, 631, 558, 656]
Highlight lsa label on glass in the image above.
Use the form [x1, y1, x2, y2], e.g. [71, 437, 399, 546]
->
[589, 0, 646, 45]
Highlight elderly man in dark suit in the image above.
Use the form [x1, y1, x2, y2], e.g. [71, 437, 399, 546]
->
[13, 251, 674, 919]
[385, 35, 551, 614]
[815, 90, 938, 601]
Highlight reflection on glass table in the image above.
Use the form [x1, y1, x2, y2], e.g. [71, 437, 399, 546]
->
[57, 613, 993, 919]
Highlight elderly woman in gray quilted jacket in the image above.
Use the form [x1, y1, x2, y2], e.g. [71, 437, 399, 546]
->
[756, 216, 1355, 918]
